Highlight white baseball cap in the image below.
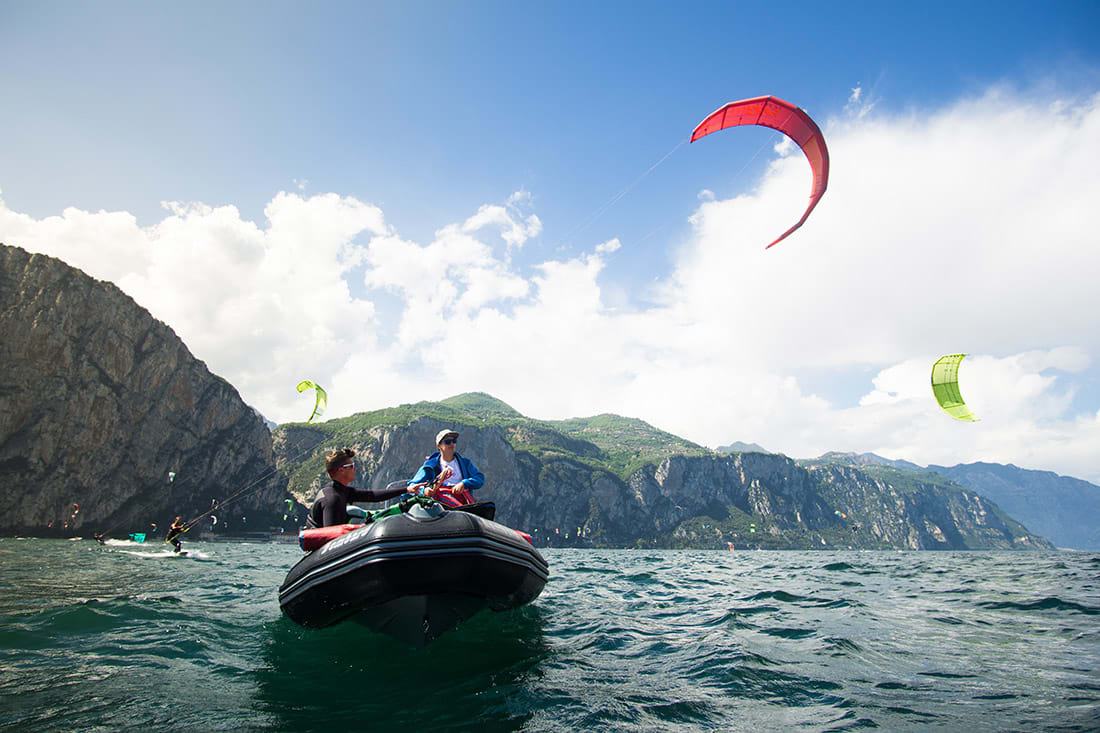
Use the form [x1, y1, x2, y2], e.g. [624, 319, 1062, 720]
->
[435, 429, 459, 444]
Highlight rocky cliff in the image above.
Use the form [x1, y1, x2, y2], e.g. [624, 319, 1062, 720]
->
[807, 452, 1100, 550]
[926, 462, 1100, 550]
[276, 399, 1053, 550]
[0, 242, 1062, 549]
[0, 243, 293, 536]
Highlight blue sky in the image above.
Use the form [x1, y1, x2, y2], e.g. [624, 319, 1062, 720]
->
[3, 1, 1100, 482]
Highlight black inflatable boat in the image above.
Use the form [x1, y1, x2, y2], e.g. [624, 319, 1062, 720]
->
[278, 500, 549, 647]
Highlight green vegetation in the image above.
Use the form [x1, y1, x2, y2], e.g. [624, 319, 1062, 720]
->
[653, 503, 899, 551]
[855, 465, 960, 493]
[275, 393, 710, 493]
[802, 455, 965, 495]
[547, 413, 712, 479]
[439, 392, 523, 420]
[277, 392, 716, 486]
[271, 392, 1046, 550]
[275, 400, 488, 496]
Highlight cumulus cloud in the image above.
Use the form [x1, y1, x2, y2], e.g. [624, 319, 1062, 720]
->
[1, 191, 387, 418]
[459, 188, 542, 250]
[3, 88, 1099, 483]
[595, 238, 622, 254]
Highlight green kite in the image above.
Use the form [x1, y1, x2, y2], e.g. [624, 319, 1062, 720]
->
[296, 380, 328, 423]
[931, 354, 979, 422]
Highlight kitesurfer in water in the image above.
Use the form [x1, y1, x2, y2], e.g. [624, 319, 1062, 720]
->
[407, 430, 484, 508]
[306, 448, 408, 528]
[166, 516, 185, 553]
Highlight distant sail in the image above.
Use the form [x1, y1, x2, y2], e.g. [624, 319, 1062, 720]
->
[296, 380, 328, 423]
[931, 354, 979, 422]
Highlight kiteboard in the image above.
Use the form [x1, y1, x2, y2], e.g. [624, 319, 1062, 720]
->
[119, 548, 206, 559]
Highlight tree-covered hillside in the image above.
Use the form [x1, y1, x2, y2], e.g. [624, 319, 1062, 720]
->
[271, 393, 1054, 551]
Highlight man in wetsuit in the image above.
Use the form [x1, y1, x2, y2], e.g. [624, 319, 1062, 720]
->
[306, 448, 409, 528]
[166, 516, 185, 553]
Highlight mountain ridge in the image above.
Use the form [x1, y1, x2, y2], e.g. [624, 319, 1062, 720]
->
[1, 243, 1087, 549]
[805, 451, 1100, 549]
[271, 395, 1053, 550]
[0, 243, 296, 536]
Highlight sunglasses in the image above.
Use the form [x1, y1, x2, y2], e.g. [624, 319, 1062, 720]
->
[340, 463, 355, 469]
[440, 438, 457, 445]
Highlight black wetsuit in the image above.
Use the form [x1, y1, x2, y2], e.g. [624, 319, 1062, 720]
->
[166, 524, 184, 552]
[307, 480, 407, 528]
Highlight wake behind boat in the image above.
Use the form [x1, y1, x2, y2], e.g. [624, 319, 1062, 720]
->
[278, 498, 548, 647]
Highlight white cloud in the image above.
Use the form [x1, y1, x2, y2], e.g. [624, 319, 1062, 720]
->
[846, 82, 877, 119]
[459, 188, 543, 250]
[595, 238, 621, 255]
[3, 89, 1099, 484]
[846, 351, 1100, 481]
[1, 191, 387, 419]
[773, 137, 794, 156]
[663, 89, 1100, 369]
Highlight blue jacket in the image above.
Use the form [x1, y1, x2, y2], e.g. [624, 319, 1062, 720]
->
[408, 451, 484, 494]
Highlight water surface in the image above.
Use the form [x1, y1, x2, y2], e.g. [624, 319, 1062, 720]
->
[1, 540, 1097, 731]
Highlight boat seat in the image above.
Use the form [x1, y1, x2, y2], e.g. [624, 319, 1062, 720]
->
[450, 502, 496, 521]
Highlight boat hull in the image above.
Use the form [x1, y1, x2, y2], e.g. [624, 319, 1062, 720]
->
[278, 507, 548, 646]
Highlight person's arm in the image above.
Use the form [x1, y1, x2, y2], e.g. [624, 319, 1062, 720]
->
[415, 465, 434, 485]
[351, 483, 408, 503]
[459, 457, 484, 492]
[407, 464, 436, 493]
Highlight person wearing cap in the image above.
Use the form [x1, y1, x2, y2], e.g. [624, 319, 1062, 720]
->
[407, 429, 485, 508]
[306, 448, 409, 528]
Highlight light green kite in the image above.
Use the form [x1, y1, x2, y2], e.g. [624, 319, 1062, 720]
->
[296, 380, 328, 423]
[931, 354, 979, 422]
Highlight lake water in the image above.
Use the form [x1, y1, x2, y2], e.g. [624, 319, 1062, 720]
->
[1, 539, 1097, 731]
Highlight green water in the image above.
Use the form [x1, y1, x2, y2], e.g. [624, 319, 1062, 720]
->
[1, 539, 1098, 731]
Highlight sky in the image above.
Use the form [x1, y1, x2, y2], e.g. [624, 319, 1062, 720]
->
[2, 1, 1099, 483]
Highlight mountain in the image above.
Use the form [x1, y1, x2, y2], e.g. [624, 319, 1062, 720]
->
[0, 243, 297, 536]
[274, 398, 1052, 550]
[547, 413, 713, 478]
[253, 409, 279, 432]
[0, 242, 1070, 549]
[813, 451, 924, 472]
[807, 452, 1100, 550]
[925, 462, 1100, 550]
[439, 392, 524, 421]
[716, 441, 772, 455]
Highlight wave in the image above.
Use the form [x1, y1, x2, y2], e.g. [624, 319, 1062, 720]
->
[977, 596, 1099, 615]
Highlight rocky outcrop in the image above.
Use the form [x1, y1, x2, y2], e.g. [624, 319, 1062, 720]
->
[277, 415, 1053, 551]
[0, 241, 1059, 549]
[806, 452, 1100, 550]
[0, 243, 292, 535]
[926, 462, 1100, 550]
[806, 464, 1049, 550]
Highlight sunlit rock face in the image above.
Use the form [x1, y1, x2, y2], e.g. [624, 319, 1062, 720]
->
[276, 418, 1054, 551]
[0, 240, 1055, 549]
[0, 243, 288, 534]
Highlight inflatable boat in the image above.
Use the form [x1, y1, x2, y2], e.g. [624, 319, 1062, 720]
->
[278, 499, 549, 647]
